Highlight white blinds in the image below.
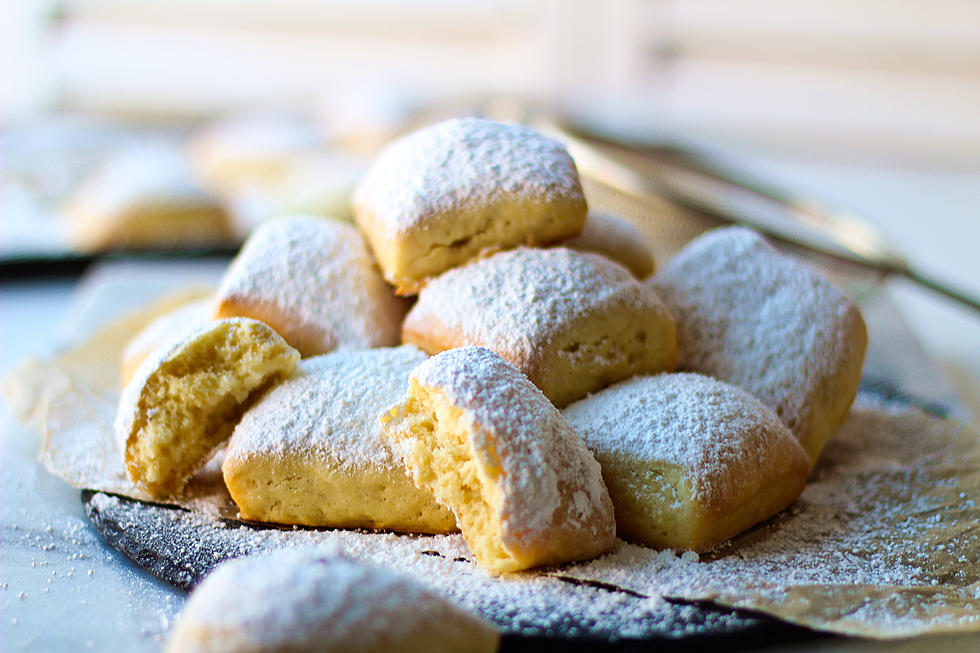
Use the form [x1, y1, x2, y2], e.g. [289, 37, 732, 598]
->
[6, 0, 979, 164]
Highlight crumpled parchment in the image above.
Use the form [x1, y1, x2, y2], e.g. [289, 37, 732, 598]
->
[3, 291, 980, 639]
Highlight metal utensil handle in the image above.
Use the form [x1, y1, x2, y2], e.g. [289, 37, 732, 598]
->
[544, 121, 980, 315]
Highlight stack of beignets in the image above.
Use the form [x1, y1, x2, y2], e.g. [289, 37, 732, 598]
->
[115, 115, 869, 590]
[650, 227, 867, 466]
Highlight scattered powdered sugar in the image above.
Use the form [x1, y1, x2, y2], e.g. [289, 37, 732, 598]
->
[215, 216, 404, 354]
[84, 392, 980, 638]
[352, 117, 584, 233]
[85, 492, 750, 640]
[406, 346, 613, 540]
[228, 346, 427, 472]
[650, 227, 864, 437]
[405, 247, 651, 359]
[563, 373, 806, 511]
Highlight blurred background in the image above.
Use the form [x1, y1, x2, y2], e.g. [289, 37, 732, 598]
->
[1, 0, 978, 413]
[4, 0, 979, 162]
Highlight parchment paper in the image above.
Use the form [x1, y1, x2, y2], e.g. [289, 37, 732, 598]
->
[4, 291, 980, 639]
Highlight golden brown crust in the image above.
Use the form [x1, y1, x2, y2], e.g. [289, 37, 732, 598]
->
[793, 303, 868, 464]
[222, 453, 457, 534]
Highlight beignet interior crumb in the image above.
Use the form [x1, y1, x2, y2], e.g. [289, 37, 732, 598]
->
[390, 388, 518, 572]
[127, 321, 297, 496]
[596, 454, 698, 548]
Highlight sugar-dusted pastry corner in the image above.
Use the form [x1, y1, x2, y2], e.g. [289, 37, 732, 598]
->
[353, 117, 588, 294]
[564, 373, 809, 551]
[61, 142, 233, 252]
[166, 548, 499, 653]
[115, 317, 299, 497]
[383, 346, 616, 573]
[214, 215, 406, 357]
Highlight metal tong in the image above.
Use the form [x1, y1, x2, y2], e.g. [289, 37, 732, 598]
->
[537, 118, 980, 314]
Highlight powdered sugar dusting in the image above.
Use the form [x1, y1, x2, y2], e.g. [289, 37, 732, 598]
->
[228, 346, 427, 472]
[407, 346, 613, 544]
[650, 227, 863, 437]
[557, 397, 980, 637]
[215, 216, 404, 355]
[84, 394, 980, 639]
[169, 548, 496, 652]
[353, 117, 584, 233]
[563, 373, 806, 511]
[86, 492, 744, 640]
[406, 247, 650, 359]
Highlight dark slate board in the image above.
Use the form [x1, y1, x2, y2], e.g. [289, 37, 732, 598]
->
[82, 490, 828, 652]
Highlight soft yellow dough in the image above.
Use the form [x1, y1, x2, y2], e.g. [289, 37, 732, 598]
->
[115, 318, 299, 497]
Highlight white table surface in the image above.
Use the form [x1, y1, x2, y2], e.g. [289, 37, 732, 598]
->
[1, 156, 978, 651]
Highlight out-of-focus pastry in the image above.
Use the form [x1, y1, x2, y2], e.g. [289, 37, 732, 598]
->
[186, 114, 321, 194]
[166, 548, 499, 653]
[312, 86, 418, 156]
[61, 143, 233, 252]
[226, 152, 363, 234]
